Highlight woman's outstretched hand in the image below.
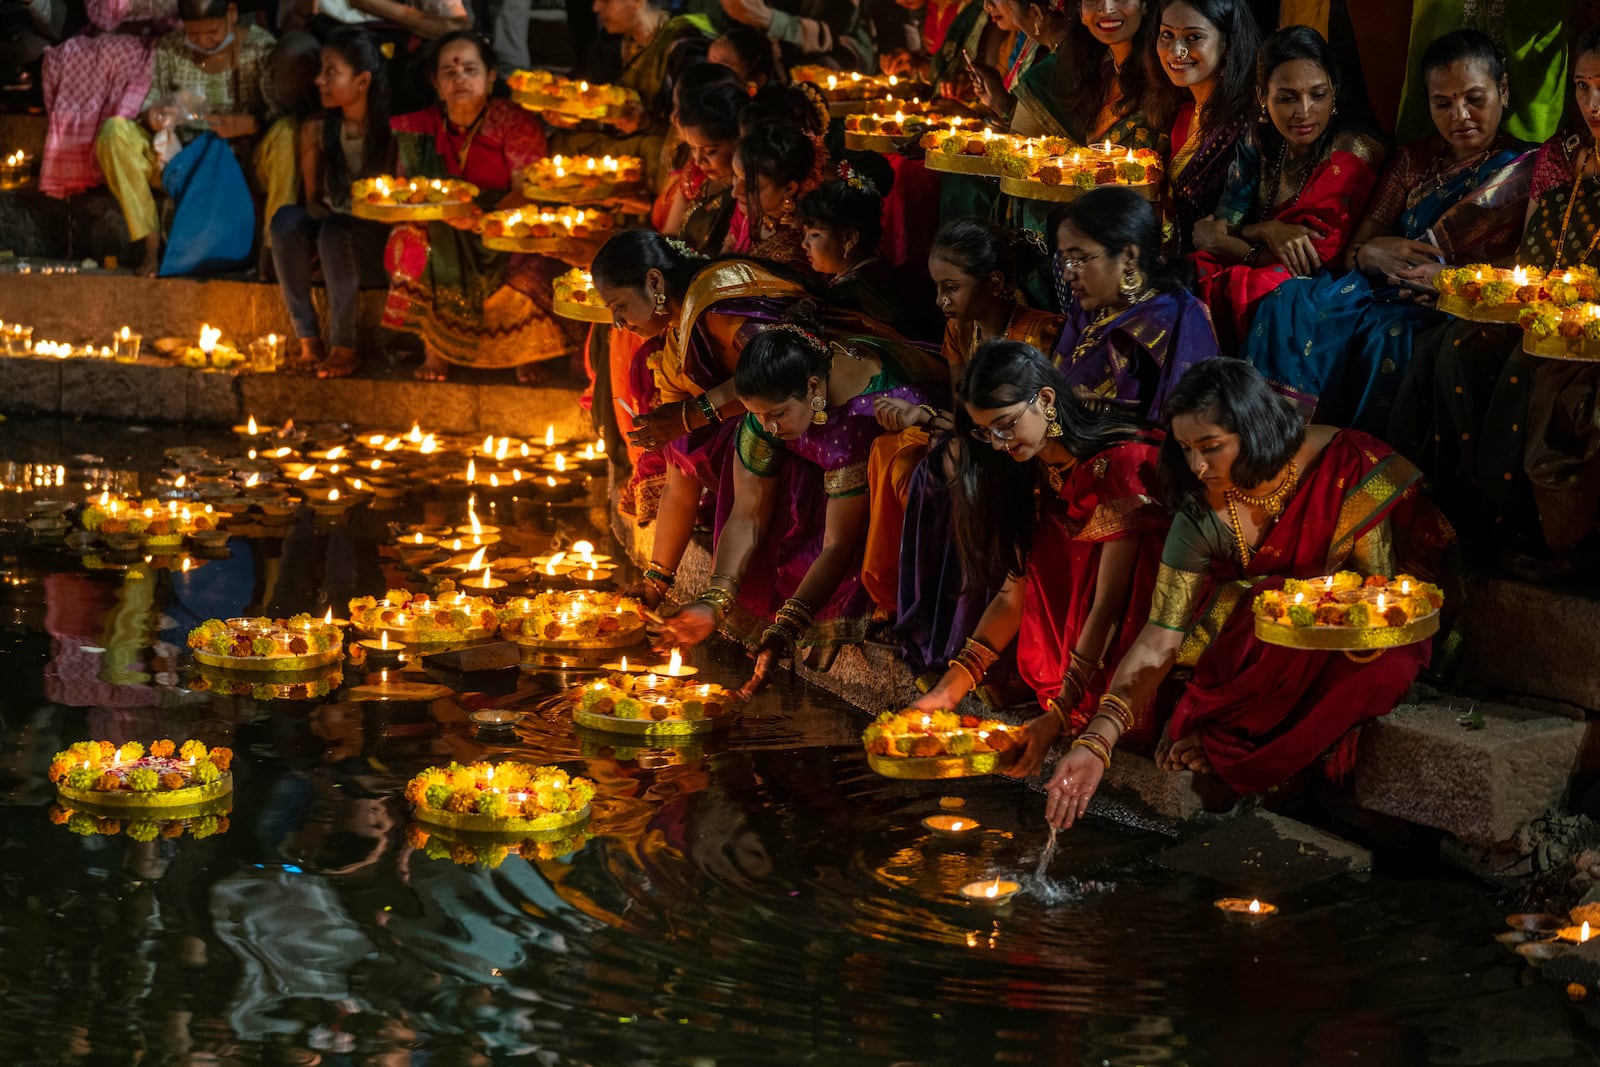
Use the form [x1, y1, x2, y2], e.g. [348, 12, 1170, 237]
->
[651, 603, 717, 651]
[1042, 746, 1104, 829]
[1004, 711, 1064, 779]
[736, 635, 786, 699]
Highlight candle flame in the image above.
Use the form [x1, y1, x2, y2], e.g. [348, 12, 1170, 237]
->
[328, 488, 340, 502]
[668, 648, 683, 675]
[325, 607, 334, 623]
[486, 764, 495, 781]
[467, 546, 487, 570]
[985, 879, 1000, 898]
[1584, 922, 1592, 943]
[325, 446, 345, 460]
[380, 632, 390, 648]
[247, 414, 258, 434]
[951, 821, 963, 831]
[483, 434, 494, 456]
[481, 564, 492, 586]
[245, 472, 259, 487]
[554, 453, 567, 472]
[620, 655, 629, 671]
[420, 434, 437, 454]
[470, 510, 482, 535]
[544, 551, 567, 574]
[198, 324, 221, 353]
[544, 425, 555, 448]
[466, 458, 476, 483]
[298, 466, 317, 481]
[408, 422, 422, 442]
[1248, 899, 1262, 914]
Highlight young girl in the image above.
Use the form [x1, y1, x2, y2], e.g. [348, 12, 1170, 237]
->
[271, 27, 393, 378]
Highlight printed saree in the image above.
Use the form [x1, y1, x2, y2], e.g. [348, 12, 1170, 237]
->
[1053, 288, 1220, 421]
[382, 100, 575, 368]
[1244, 135, 1533, 432]
[1192, 124, 1386, 351]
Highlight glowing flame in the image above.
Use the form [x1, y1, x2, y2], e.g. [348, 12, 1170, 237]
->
[1584, 922, 1593, 943]
[419, 435, 438, 454]
[490, 473, 500, 487]
[408, 422, 422, 442]
[486, 764, 495, 781]
[467, 547, 487, 571]
[368, 433, 385, 445]
[1248, 899, 1262, 914]
[668, 648, 683, 675]
[620, 656, 629, 671]
[328, 488, 340, 502]
[470, 511, 482, 535]
[380, 631, 390, 648]
[247, 415, 258, 434]
[496, 437, 509, 460]
[383, 438, 401, 452]
[325, 607, 334, 623]
[325, 446, 345, 460]
[574, 540, 595, 564]
[480, 564, 493, 587]
[298, 466, 318, 481]
[245, 472, 259, 487]
[984, 879, 1001, 899]
[554, 453, 567, 472]
[466, 458, 476, 483]
[198, 324, 221, 354]
[483, 434, 494, 456]
[544, 425, 555, 448]
[545, 551, 567, 575]
[951, 821, 963, 831]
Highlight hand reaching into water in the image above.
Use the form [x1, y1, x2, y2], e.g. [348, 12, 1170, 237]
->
[652, 603, 717, 651]
[1043, 746, 1103, 829]
[1004, 711, 1064, 779]
[736, 635, 785, 699]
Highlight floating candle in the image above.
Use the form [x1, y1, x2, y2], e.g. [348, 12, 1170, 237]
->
[1215, 897, 1278, 922]
[922, 815, 979, 837]
[960, 877, 1020, 903]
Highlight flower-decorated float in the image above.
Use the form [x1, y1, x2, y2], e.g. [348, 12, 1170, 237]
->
[81, 493, 224, 551]
[348, 584, 501, 646]
[1252, 571, 1444, 651]
[49, 739, 234, 817]
[480, 206, 614, 255]
[405, 761, 595, 836]
[521, 154, 644, 205]
[553, 268, 610, 323]
[1434, 264, 1598, 324]
[862, 709, 1022, 779]
[188, 615, 344, 671]
[497, 590, 646, 651]
[998, 140, 1163, 203]
[352, 176, 478, 222]
[571, 668, 735, 737]
[507, 69, 639, 121]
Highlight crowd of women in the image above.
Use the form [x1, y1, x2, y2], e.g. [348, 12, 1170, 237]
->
[28, 0, 1600, 823]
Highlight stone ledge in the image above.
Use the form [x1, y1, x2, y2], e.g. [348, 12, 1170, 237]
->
[1157, 809, 1372, 894]
[1355, 700, 1588, 845]
[1461, 577, 1600, 715]
[0, 353, 591, 437]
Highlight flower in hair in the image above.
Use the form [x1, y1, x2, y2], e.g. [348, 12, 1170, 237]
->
[664, 236, 707, 261]
[765, 323, 828, 352]
[838, 160, 879, 196]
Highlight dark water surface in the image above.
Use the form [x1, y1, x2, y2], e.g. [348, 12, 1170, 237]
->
[0, 418, 1596, 1066]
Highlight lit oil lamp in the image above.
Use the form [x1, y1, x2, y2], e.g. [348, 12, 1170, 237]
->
[1215, 897, 1278, 922]
[599, 654, 645, 674]
[463, 564, 507, 594]
[922, 814, 980, 837]
[1557, 921, 1595, 944]
[960, 877, 1020, 904]
[648, 647, 698, 678]
[357, 631, 406, 668]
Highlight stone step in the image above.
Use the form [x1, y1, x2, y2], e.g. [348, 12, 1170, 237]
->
[1460, 577, 1600, 715]
[0, 351, 593, 438]
[1354, 699, 1589, 845]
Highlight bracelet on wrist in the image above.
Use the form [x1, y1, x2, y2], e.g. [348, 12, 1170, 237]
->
[696, 392, 723, 425]
[680, 402, 694, 436]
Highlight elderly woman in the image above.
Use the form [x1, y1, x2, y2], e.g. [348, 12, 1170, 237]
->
[381, 32, 575, 383]
[1041, 360, 1453, 829]
[1243, 29, 1534, 432]
[1190, 25, 1386, 351]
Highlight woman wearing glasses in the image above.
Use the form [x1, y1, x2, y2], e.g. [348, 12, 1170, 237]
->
[1041, 360, 1454, 829]
[1052, 187, 1219, 421]
[910, 341, 1170, 776]
[860, 217, 1062, 648]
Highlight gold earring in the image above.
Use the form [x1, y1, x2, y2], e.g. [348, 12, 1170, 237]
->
[842, 236, 857, 256]
[652, 290, 667, 316]
[1043, 403, 1063, 437]
[810, 395, 828, 425]
[1259, 103, 1268, 122]
[1120, 265, 1144, 300]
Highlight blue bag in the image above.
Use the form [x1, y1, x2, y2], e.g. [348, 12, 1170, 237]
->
[159, 131, 255, 277]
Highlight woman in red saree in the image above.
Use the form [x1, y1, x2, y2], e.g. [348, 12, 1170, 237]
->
[910, 340, 1170, 776]
[1189, 25, 1385, 351]
[1042, 360, 1454, 830]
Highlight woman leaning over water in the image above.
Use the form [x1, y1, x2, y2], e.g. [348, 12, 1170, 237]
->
[1043, 360, 1452, 829]
[911, 340, 1170, 776]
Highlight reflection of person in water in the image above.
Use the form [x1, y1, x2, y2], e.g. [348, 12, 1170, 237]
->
[262, 509, 387, 619]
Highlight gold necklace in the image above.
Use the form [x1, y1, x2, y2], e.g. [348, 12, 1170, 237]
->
[968, 303, 1020, 360]
[1221, 459, 1298, 566]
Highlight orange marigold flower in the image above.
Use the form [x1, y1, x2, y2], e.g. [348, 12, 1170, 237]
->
[95, 772, 122, 792]
[97, 818, 120, 835]
[161, 822, 186, 838]
[47, 761, 70, 783]
[150, 739, 175, 758]
[47, 805, 70, 825]
[215, 816, 231, 834]
[208, 747, 234, 772]
[159, 772, 185, 790]
[98, 740, 117, 757]
[1570, 983, 1588, 1002]
[405, 824, 430, 848]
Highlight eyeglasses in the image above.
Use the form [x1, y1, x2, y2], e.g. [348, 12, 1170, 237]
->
[969, 391, 1039, 443]
[1056, 251, 1105, 274]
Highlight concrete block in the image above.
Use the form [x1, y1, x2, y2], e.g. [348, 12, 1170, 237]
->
[238, 373, 377, 427]
[187, 368, 242, 423]
[58, 360, 188, 421]
[0, 357, 61, 414]
[375, 380, 479, 435]
[477, 383, 594, 439]
[1156, 809, 1372, 894]
[1096, 752, 1206, 825]
[1462, 577, 1600, 714]
[1355, 700, 1586, 844]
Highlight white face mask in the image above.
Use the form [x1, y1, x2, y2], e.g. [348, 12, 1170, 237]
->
[185, 29, 235, 56]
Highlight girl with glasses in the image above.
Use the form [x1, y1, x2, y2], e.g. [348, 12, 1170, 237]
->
[1051, 186, 1219, 421]
[911, 341, 1171, 779]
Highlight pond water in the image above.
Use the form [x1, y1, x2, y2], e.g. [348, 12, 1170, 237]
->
[0, 418, 1596, 1066]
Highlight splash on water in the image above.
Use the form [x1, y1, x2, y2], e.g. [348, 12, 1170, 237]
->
[1034, 824, 1059, 881]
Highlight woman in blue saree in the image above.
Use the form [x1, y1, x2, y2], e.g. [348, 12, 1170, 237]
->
[1242, 30, 1534, 432]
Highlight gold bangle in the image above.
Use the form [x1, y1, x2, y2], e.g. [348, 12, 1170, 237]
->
[1069, 649, 1103, 676]
[961, 636, 1000, 673]
[952, 649, 987, 686]
[708, 572, 741, 592]
[696, 585, 734, 622]
[1098, 692, 1137, 730]
[1044, 696, 1070, 732]
[1071, 734, 1111, 771]
[947, 657, 978, 690]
